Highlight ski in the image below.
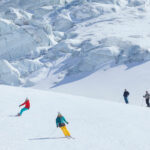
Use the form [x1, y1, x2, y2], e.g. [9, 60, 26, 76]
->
[66, 136, 75, 139]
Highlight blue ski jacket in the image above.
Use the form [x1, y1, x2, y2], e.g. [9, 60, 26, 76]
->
[56, 116, 68, 127]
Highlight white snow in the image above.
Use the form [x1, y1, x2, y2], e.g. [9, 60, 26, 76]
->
[0, 0, 150, 88]
[1, 1, 150, 149]
[0, 85, 150, 150]
[52, 61, 150, 106]
[0, 59, 22, 85]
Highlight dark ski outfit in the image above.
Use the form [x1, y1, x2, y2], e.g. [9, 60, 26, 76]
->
[56, 113, 70, 137]
[143, 92, 150, 107]
[123, 90, 129, 104]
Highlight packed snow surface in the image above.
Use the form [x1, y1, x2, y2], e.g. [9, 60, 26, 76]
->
[0, 0, 150, 88]
[1, 85, 150, 150]
[52, 61, 150, 104]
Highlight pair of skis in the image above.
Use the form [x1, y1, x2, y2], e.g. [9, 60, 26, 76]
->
[65, 136, 75, 139]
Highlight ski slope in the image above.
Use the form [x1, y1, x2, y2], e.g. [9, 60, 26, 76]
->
[51, 61, 150, 106]
[1, 85, 150, 150]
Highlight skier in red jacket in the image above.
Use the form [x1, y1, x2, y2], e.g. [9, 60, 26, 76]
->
[18, 98, 30, 116]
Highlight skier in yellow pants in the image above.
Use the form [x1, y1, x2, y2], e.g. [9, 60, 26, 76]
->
[56, 112, 71, 137]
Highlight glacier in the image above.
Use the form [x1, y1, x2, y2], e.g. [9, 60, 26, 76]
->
[0, 0, 150, 88]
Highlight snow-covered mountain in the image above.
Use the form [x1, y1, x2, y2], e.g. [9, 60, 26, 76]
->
[1, 1, 150, 149]
[0, 0, 150, 89]
[1, 85, 150, 150]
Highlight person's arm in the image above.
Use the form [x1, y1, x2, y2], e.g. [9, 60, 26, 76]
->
[19, 102, 25, 107]
[62, 116, 68, 124]
[56, 118, 59, 127]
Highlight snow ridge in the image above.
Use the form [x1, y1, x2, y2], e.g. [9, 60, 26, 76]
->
[0, 0, 150, 87]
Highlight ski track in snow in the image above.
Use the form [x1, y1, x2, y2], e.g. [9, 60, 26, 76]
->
[0, 85, 150, 150]
[1, 1, 150, 148]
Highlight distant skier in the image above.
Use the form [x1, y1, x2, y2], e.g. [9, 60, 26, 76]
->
[123, 89, 129, 104]
[18, 98, 30, 116]
[56, 112, 71, 137]
[143, 91, 150, 107]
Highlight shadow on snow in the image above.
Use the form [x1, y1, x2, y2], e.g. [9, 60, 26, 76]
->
[29, 137, 66, 141]
[51, 59, 150, 89]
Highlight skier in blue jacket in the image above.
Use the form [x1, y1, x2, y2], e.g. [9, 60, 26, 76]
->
[56, 112, 71, 137]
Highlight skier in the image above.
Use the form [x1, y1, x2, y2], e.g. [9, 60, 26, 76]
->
[18, 98, 30, 116]
[123, 89, 129, 104]
[56, 112, 71, 138]
[143, 91, 150, 107]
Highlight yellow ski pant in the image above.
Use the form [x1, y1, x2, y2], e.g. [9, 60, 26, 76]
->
[60, 126, 70, 136]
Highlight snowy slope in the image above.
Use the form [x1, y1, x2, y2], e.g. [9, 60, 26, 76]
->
[1, 85, 150, 150]
[0, 0, 150, 88]
[52, 61, 150, 105]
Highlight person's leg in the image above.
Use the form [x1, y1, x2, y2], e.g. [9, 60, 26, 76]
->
[124, 97, 128, 104]
[148, 99, 150, 107]
[63, 126, 71, 136]
[60, 126, 68, 136]
[146, 99, 150, 107]
[19, 107, 28, 116]
[146, 99, 148, 106]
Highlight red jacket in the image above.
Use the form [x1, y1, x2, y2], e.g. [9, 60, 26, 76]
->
[20, 100, 30, 109]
